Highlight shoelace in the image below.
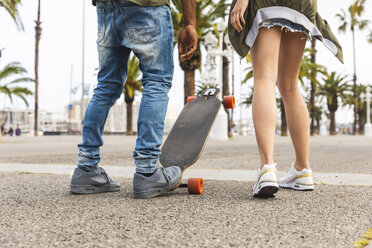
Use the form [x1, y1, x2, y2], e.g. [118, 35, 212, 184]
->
[160, 167, 172, 184]
[99, 167, 111, 183]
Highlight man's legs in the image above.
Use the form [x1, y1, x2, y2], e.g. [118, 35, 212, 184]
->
[118, 4, 174, 173]
[117, 3, 181, 198]
[71, 2, 131, 194]
[77, 45, 131, 172]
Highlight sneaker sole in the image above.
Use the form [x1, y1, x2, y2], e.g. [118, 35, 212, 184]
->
[279, 182, 314, 191]
[254, 182, 279, 198]
[70, 185, 120, 194]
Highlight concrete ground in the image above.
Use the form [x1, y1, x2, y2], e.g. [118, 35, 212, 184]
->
[0, 135, 371, 247]
[1, 173, 371, 247]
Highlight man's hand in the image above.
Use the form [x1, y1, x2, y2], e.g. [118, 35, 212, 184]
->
[178, 25, 198, 62]
[230, 0, 249, 33]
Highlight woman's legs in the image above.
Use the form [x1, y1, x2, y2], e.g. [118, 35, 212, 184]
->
[277, 31, 310, 170]
[250, 27, 282, 169]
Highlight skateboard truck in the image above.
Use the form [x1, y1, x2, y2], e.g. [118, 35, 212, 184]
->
[187, 90, 235, 109]
[203, 88, 217, 96]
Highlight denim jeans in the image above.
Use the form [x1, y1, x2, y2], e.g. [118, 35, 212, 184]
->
[77, 0, 174, 173]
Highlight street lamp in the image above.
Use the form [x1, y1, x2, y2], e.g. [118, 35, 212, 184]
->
[204, 18, 233, 140]
[362, 85, 371, 137]
[216, 18, 226, 92]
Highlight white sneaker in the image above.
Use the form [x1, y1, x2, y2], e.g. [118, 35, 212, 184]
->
[279, 163, 314, 191]
[253, 163, 279, 197]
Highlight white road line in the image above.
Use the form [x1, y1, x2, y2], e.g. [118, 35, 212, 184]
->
[1, 163, 372, 186]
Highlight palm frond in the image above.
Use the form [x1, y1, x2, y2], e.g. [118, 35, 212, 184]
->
[0, 0, 24, 30]
[7, 77, 35, 85]
[0, 62, 28, 80]
[12, 90, 30, 106]
[0, 61, 33, 106]
[0, 85, 13, 103]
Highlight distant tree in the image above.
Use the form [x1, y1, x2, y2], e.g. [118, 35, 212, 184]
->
[336, 2, 369, 134]
[123, 55, 142, 136]
[34, 0, 42, 136]
[0, 62, 33, 106]
[356, 84, 367, 135]
[319, 72, 351, 135]
[343, 84, 370, 135]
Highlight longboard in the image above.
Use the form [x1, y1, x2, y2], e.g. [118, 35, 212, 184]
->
[160, 88, 235, 194]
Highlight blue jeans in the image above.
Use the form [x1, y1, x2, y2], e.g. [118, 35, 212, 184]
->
[77, 1, 174, 173]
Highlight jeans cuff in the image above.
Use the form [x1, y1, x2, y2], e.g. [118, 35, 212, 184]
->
[78, 164, 99, 172]
[135, 158, 158, 173]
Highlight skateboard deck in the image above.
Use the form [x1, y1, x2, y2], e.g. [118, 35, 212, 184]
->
[160, 88, 222, 173]
[159, 88, 235, 194]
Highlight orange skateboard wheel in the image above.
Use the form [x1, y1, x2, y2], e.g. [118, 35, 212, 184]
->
[223, 96, 235, 109]
[187, 178, 204, 194]
[186, 96, 198, 103]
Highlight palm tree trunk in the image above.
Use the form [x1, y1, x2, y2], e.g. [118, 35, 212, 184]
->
[126, 101, 133, 136]
[352, 28, 358, 135]
[310, 40, 317, 136]
[34, 0, 41, 136]
[184, 70, 195, 104]
[330, 111, 337, 135]
[280, 99, 288, 136]
[316, 118, 320, 135]
[358, 102, 366, 135]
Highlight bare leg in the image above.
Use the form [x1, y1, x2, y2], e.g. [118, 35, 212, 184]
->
[277, 31, 310, 170]
[250, 27, 282, 169]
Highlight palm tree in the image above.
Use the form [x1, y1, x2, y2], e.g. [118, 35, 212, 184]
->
[171, 0, 228, 104]
[355, 84, 367, 135]
[123, 55, 142, 136]
[0, 0, 24, 30]
[336, 2, 369, 135]
[34, 0, 41, 136]
[0, 62, 33, 106]
[319, 72, 351, 135]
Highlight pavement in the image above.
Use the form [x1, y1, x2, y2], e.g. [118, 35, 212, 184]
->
[1, 163, 372, 186]
[0, 135, 372, 247]
[1, 135, 371, 173]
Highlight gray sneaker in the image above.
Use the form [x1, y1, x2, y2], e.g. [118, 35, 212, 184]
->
[70, 167, 120, 194]
[133, 165, 182, 199]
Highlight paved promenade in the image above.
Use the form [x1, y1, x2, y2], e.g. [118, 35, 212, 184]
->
[0, 135, 371, 247]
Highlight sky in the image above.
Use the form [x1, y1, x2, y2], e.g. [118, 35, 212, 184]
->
[1, 0, 372, 124]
